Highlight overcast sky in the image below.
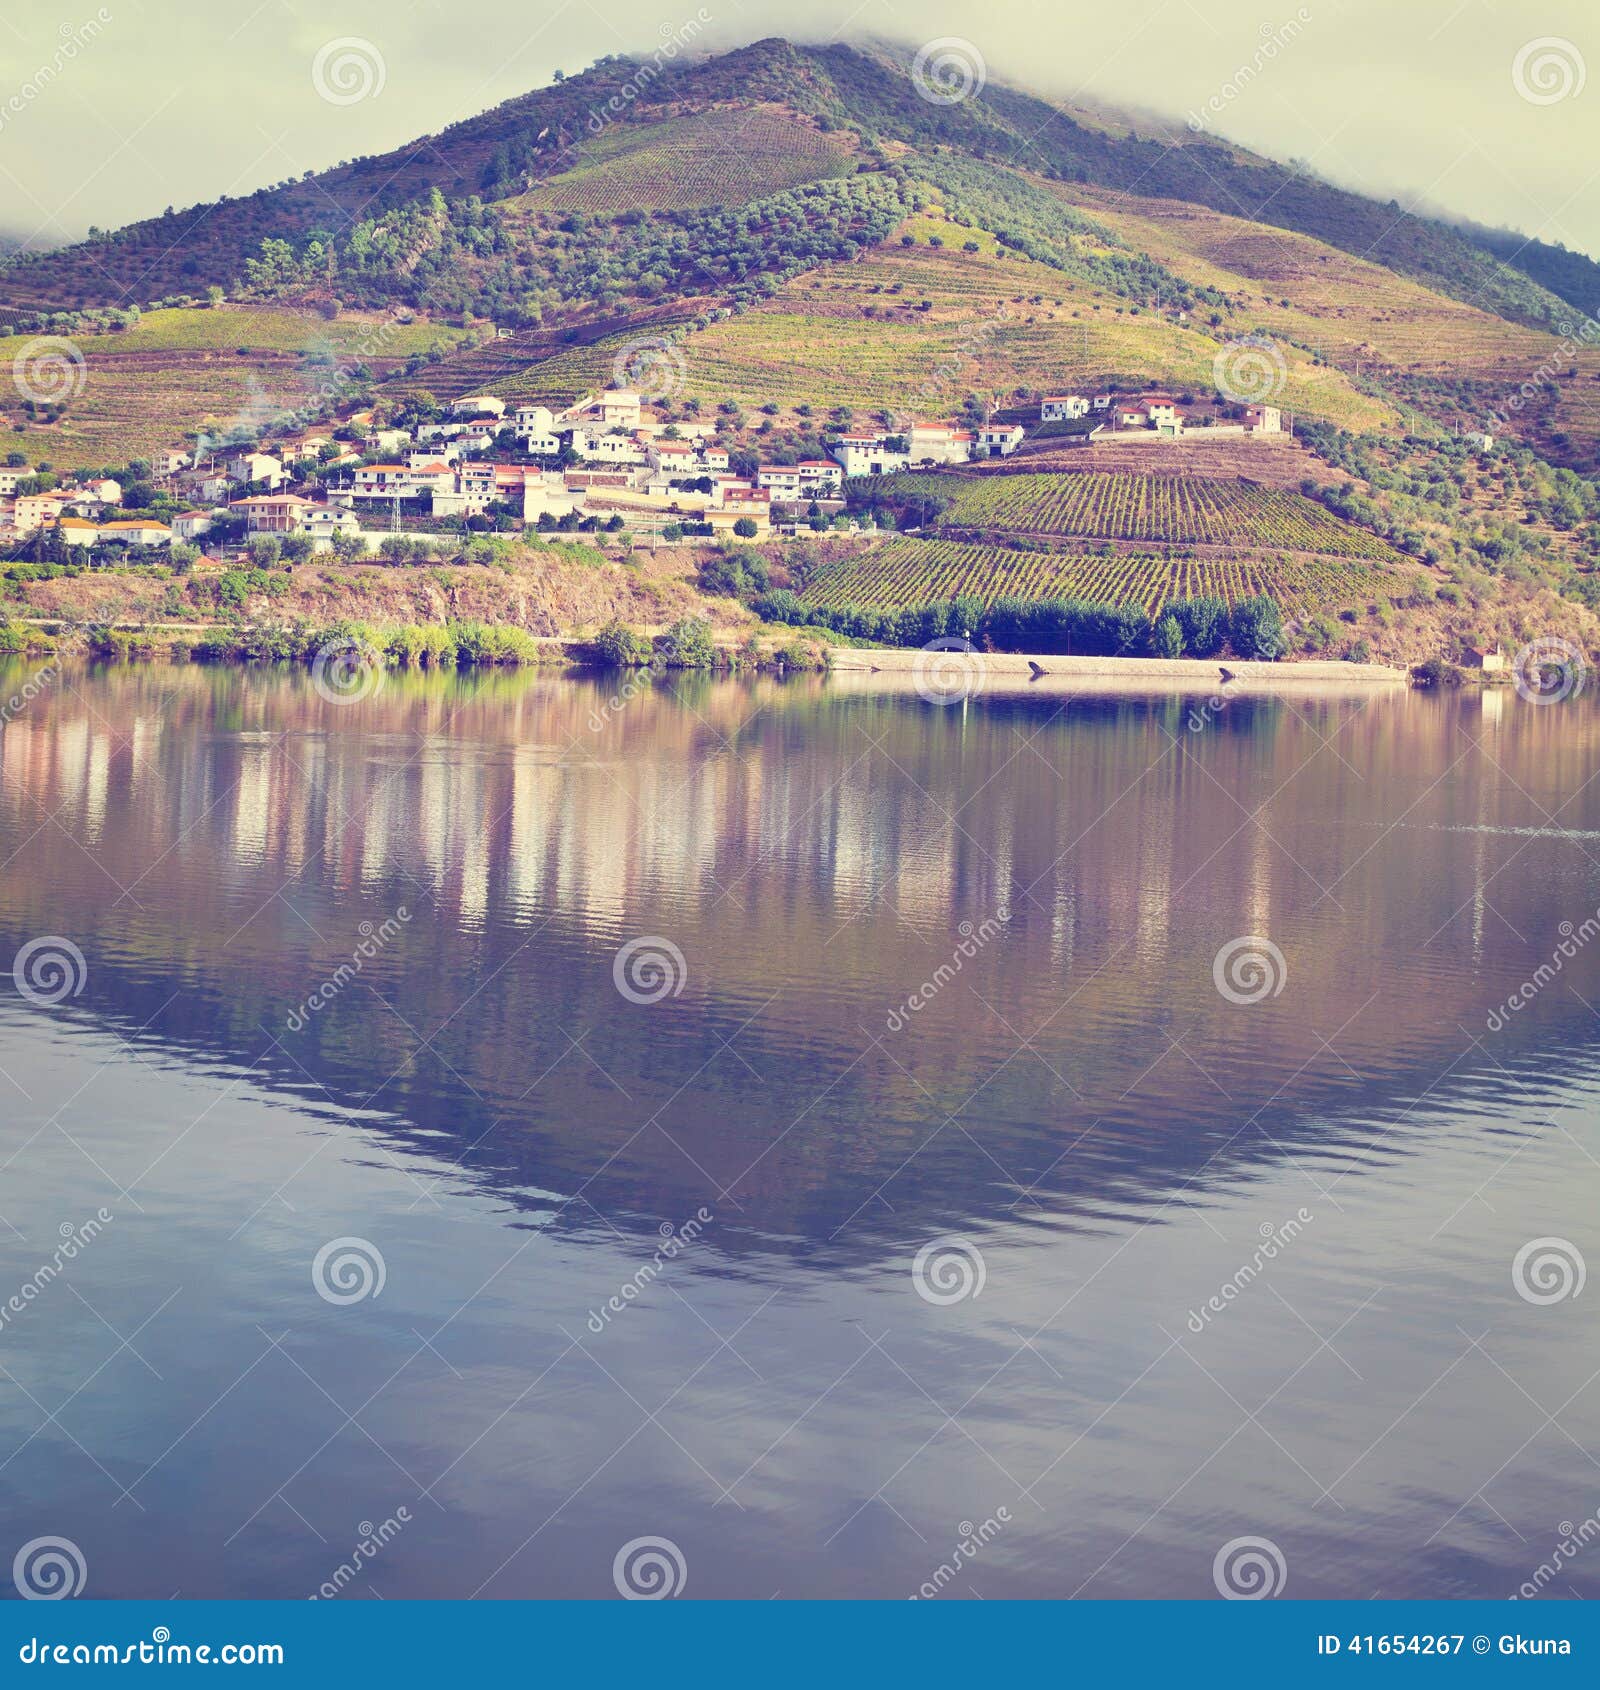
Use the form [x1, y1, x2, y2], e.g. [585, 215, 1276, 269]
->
[2, 0, 1597, 261]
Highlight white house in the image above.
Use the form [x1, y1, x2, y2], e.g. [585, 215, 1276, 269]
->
[796, 459, 843, 492]
[171, 509, 218, 541]
[95, 518, 172, 546]
[973, 423, 1025, 458]
[908, 424, 973, 466]
[1041, 395, 1090, 422]
[1243, 405, 1283, 435]
[514, 404, 556, 433]
[830, 434, 910, 477]
[224, 449, 284, 488]
[451, 394, 506, 418]
[595, 389, 642, 428]
[296, 506, 361, 548]
[587, 434, 646, 465]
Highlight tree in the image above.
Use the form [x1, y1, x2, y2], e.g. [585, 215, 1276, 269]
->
[1154, 613, 1184, 659]
[733, 517, 758, 538]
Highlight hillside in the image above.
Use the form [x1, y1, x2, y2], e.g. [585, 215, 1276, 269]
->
[4, 37, 1598, 473]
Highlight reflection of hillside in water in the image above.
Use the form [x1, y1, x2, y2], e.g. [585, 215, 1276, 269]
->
[1, 661, 1595, 1252]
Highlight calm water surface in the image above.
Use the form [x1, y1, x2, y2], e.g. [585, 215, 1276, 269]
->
[1, 661, 1598, 1600]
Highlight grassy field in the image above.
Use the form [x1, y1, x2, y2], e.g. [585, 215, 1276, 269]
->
[0, 305, 469, 471]
[800, 535, 1410, 615]
[937, 472, 1399, 558]
[674, 238, 1401, 430]
[510, 106, 853, 215]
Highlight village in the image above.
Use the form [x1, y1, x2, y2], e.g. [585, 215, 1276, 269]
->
[0, 381, 1287, 562]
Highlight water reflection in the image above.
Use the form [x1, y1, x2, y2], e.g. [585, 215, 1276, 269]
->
[1, 661, 1598, 1599]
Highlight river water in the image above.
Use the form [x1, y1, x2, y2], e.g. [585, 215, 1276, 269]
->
[0, 661, 1597, 1600]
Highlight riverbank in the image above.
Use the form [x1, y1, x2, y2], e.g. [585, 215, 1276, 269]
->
[826, 647, 1410, 688]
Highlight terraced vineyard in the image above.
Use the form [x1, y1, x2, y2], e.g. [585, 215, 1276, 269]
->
[514, 108, 852, 215]
[801, 537, 1408, 615]
[940, 473, 1398, 559]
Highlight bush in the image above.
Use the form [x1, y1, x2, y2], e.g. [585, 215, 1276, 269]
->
[656, 616, 716, 669]
[593, 621, 653, 667]
[1228, 595, 1284, 659]
[1413, 655, 1463, 687]
[1169, 595, 1227, 657]
[1153, 613, 1184, 659]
